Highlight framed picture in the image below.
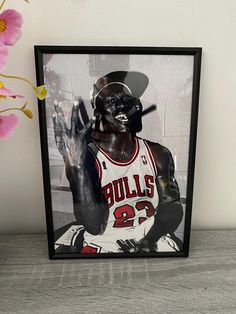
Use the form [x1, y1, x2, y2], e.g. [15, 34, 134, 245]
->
[35, 46, 201, 259]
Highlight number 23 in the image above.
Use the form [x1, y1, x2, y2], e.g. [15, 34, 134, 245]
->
[113, 201, 155, 228]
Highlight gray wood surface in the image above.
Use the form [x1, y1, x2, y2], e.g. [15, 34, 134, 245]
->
[0, 230, 236, 314]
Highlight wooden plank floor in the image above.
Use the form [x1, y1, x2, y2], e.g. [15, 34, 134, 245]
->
[0, 230, 236, 313]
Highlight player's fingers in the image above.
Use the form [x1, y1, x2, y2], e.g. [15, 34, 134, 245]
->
[137, 239, 151, 253]
[129, 239, 138, 248]
[54, 114, 68, 137]
[52, 112, 57, 127]
[53, 101, 68, 131]
[54, 100, 59, 112]
[80, 116, 96, 137]
[72, 100, 84, 131]
[54, 100, 64, 115]
[116, 239, 130, 253]
[71, 104, 78, 137]
[78, 97, 89, 126]
[124, 240, 137, 252]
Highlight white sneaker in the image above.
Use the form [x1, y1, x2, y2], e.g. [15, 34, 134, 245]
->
[157, 234, 180, 252]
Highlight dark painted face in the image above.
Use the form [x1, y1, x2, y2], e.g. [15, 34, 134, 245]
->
[102, 92, 140, 133]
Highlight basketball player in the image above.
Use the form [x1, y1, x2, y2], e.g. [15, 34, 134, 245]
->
[53, 71, 183, 253]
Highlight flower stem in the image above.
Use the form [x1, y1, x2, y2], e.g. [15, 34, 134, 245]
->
[0, 0, 7, 10]
[0, 73, 35, 88]
[0, 107, 22, 114]
[0, 102, 27, 114]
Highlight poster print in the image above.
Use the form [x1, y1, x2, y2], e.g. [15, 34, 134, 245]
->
[35, 46, 201, 258]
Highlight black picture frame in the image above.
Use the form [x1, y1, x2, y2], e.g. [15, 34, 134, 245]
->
[35, 46, 201, 259]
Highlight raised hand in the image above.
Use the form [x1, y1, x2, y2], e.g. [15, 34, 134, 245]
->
[52, 100, 95, 168]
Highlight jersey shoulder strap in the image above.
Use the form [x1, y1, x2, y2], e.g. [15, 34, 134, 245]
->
[139, 138, 158, 177]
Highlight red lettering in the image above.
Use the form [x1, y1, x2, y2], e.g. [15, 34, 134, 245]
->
[103, 175, 155, 208]
[145, 175, 154, 197]
[133, 174, 146, 197]
[123, 177, 137, 198]
[103, 183, 114, 208]
[113, 204, 135, 227]
[113, 178, 125, 202]
[136, 200, 155, 224]
[113, 201, 155, 227]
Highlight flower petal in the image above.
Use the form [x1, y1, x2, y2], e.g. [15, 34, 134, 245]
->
[0, 82, 24, 98]
[22, 108, 33, 119]
[34, 85, 48, 100]
[0, 41, 8, 71]
[0, 9, 23, 46]
[0, 113, 19, 139]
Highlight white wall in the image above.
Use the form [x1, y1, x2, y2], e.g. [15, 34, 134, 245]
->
[0, 0, 236, 234]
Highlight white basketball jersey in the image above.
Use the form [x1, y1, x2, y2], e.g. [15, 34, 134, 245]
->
[83, 137, 159, 253]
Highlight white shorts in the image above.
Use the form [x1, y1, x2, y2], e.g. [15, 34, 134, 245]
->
[55, 218, 180, 253]
[83, 216, 178, 253]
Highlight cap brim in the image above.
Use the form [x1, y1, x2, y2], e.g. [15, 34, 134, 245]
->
[95, 71, 149, 98]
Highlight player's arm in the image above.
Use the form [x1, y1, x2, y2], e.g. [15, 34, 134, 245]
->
[65, 152, 109, 236]
[142, 142, 183, 247]
[152, 142, 181, 203]
[53, 102, 109, 236]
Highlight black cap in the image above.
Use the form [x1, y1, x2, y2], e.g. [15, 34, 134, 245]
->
[93, 71, 149, 99]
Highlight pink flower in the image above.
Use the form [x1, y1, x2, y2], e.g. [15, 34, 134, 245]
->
[0, 41, 8, 70]
[0, 114, 19, 139]
[0, 81, 23, 99]
[0, 9, 23, 46]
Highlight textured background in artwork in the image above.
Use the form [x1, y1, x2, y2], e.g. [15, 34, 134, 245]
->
[44, 54, 193, 240]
